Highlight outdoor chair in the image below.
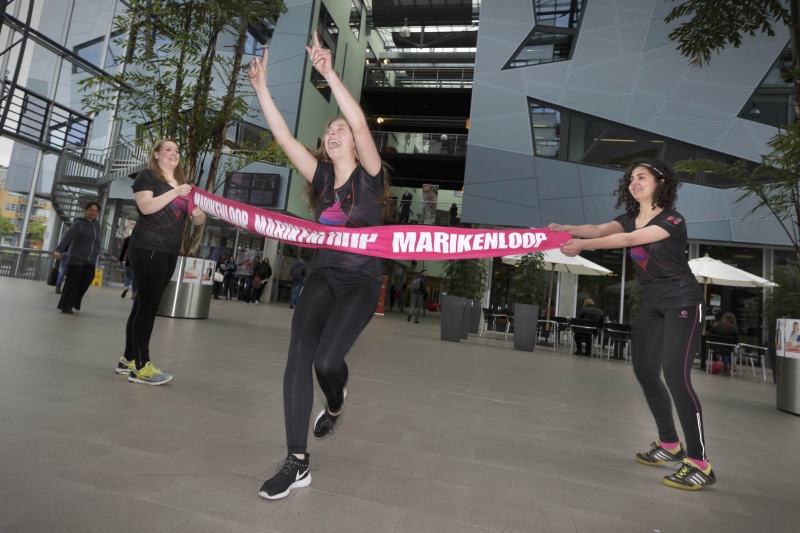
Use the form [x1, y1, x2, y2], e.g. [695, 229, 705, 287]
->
[706, 333, 739, 376]
[735, 343, 768, 381]
[570, 318, 602, 357]
[603, 323, 632, 361]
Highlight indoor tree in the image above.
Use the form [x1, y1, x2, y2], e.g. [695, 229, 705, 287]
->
[79, 0, 288, 255]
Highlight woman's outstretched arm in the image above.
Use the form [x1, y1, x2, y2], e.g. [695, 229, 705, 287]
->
[248, 48, 318, 182]
[306, 31, 382, 176]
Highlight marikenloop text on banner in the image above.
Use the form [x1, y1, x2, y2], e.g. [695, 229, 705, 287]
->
[190, 186, 569, 260]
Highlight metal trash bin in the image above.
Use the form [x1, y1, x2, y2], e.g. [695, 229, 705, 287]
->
[157, 256, 212, 319]
[777, 356, 800, 416]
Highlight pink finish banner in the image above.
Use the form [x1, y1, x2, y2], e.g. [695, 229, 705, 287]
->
[190, 186, 569, 260]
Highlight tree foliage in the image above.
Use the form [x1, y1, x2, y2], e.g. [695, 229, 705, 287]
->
[0, 214, 15, 237]
[27, 220, 45, 243]
[673, 123, 800, 263]
[509, 253, 545, 305]
[442, 259, 489, 301]
[78, 0, 288, 254]
[765, 263, 800, 325]
[665, 0, 790, 68]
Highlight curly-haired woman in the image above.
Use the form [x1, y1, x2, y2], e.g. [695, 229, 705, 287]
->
[549, 159, 714, 491]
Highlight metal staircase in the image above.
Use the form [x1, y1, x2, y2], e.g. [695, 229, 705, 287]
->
[52, 141, 148, 223]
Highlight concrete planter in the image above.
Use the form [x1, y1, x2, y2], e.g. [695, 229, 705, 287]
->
[513, 303, 539, 352]
[441, 294, 467, 342]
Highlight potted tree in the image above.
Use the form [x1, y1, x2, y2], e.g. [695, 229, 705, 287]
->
[509, 253, 545, 351]
[440, 258, 489, 342]
[80, 0, 288, 318]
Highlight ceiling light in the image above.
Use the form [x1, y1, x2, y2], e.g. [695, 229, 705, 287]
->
[748, 101, 761, 116]
[399, 18, 411, 38]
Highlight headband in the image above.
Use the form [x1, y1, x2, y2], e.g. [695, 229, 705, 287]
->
[638, 162, 664, 178]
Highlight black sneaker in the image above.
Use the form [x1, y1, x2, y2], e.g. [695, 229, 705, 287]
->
[663, 459, 716, 490]
[259, 455, 311, 500]
[121, 288, 128, 298]
[313, 389, 347, 440]
[635, 441, 686, 466]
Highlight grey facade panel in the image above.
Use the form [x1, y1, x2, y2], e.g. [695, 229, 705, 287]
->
[580, 6, 617, 32]
[561, 89, 630, 123]
[685, 221, 733, 242]
[487, 0, 534, 23]
[524, 61, 570, 90]
[643, 14, 677, 51]
[475, 69, 526, 95]
[616, 0, 656, 11]
[635, 58, 687, 97]
[467, 115, 533, 154]
[619, 22, 649, 56]
[582, 27, 620, 42]
[616, 9, 654, 25]
[524, 82, 565, 105]
[627, 91, 666, 129]
[577, 164, 623, 197]
[675, 185, 730, 222]
[539, 197, 588, 226]
[464, 145, 535, 185]
[660, 101, 733, 125]
[461, 195, 541, 227]
[683, 45, 785, 87]
[534, 157, 579, 200]
[715, 120, 766, 161]
[571, 38, 621, 70]
[566, 54, 640, 94]
[671, 81, 753, 115]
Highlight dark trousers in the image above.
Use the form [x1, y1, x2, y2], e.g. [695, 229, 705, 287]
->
[124, 248, 177, 369]
[58, 263, 95, 311]
[633, 303, 706, 460]
[250, 281, 265, 302]
[573, 335, 593, 355]
[284, 267, 381, 455]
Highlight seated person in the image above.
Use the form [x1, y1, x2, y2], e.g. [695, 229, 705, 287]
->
[574, 298, 604, 356]
[710, 312, 738, 376]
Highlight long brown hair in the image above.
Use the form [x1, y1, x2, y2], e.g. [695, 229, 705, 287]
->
[147, 138, 188, 185]
[715, 311, 737, 333]
[304, 117, 392, 219]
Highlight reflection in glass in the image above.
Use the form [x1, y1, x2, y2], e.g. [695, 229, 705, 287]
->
[508, 31, 572, 68]
[534, 0, 584, 29]
[530, 102, 561, 157]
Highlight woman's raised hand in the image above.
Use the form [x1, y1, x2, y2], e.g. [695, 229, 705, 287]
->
[305, 31, 334, 78]
[176, 184, 192, 196]
[248, 47, 268, 90]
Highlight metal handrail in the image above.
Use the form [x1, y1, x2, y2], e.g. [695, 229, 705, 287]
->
[372, 131, 468, 157]
[364, 66, 474, 89]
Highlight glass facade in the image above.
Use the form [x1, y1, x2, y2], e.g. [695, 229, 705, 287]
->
[505, 0, 583, 69]
[530, 99, 758, 187]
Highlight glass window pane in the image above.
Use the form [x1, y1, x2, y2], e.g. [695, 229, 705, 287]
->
[530, 102, 561, 158]
[534, 0, 584, 29]
[509, 32, 572, 68]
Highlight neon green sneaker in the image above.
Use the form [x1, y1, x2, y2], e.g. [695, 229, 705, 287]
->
[128, 362, 173, 386]
[115, 357, 135, 375]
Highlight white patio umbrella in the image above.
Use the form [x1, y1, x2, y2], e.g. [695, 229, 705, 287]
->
[689, 254, 777, 334]
[689, 254, 778, 288]
[502, 249, 612, 322]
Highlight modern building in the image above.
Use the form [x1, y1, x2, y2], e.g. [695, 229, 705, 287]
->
[462, 0, 795, 343]
[1, 0, 794, 341]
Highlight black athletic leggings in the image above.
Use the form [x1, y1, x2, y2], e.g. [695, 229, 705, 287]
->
[632, 303, 707, 460]
[284, 267, 381, 455]
[124, 248, 177, 369]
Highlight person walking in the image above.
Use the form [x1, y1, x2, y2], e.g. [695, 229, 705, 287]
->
[287, 258, 307, 309]
[118, 235, 136, 299]
[212, 252, 227, 299]
[550, 159, 715, 490]
[407, 270, 427, 324]
[114, 139, 205, 385]
[248, 32, 391, 499]
[249, 256, 272, 304]
[223, 255, 237, 300]
[55, 202, 102, 314]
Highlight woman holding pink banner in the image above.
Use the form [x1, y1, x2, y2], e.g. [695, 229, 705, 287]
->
[551, 159, 714, 491]
[115, 139, 205, 385]
[249, 32, 391, 500]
